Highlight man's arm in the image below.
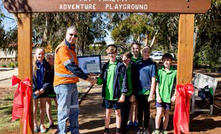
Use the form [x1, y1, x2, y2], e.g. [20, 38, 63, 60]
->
[57, 47, 96, 84]
[57, 47, 88, 80]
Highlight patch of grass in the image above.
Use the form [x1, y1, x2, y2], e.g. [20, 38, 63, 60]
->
[0, 94, 59, 134]
[0, 91, 84, 133]
[0, 94, 20, 133]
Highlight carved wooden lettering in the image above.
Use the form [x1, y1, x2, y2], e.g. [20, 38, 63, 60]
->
[4, 0, 211, 13]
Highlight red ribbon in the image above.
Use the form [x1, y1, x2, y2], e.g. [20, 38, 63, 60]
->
[12, 75, 31, 134]
[173, 84, 194, 134]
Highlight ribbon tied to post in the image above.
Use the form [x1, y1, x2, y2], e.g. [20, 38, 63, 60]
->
[12, 75, 31, 134]
[173, 84, 194, 134]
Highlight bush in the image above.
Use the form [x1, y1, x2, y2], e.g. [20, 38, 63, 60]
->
[1, 64, 6, 68]
[8, 63, 15, 68]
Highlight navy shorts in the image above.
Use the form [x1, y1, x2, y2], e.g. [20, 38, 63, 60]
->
[102, 99, 122, 110]
[155, 101, 171, 110]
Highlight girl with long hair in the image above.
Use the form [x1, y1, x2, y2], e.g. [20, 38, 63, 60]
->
[32, 47, 53, 133]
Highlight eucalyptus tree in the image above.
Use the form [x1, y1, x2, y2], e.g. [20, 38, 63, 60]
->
[0, 15, 7, 49]
[111, 13, 155, 46]
[0, 8, 6, 49]
[194, 0, 221, 71]
[32, 12, 107, 55]
[152, 13, 179, 52]
[0, 9, 17, 54]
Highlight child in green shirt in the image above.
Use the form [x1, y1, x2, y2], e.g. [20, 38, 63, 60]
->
[155, 53, 176, 134]
[97, 44, 128, 134]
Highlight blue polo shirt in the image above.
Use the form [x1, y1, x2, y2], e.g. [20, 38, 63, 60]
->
[135, 58, 156, 95]
[36, 60, 45, 89]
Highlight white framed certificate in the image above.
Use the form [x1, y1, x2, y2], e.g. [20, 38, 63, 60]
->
[77, 55, 101, 74]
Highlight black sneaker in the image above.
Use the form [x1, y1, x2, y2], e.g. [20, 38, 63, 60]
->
[49, 122, 54, 129]
[104, 128, 109, 134]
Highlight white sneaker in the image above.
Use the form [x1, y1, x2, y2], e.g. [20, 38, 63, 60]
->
[39, 124, 46, 133]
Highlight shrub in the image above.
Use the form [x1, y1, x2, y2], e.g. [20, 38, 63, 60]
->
[1, 64, 7, 68]
[8, 63, 15, 68]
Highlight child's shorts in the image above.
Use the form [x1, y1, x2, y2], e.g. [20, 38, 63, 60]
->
[155, 101, 171, 110]
[102, 99, 122, 110]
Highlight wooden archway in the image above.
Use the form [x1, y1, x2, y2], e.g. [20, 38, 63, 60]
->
[4, 0, 211, 133]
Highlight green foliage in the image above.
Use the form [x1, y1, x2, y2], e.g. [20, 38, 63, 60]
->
[32, 13, 107, 55]
[0, 9, 17, 54]
[194, 0, 221, 71]
[110, 13, 179, 52]
[0, 16, 7, 49]
[152, 13, 179, 52]
[8, 62, 16, 68]
[1, 64, 6, 67]
[106, 13, 131, 31]
[111, 13, 154, 45]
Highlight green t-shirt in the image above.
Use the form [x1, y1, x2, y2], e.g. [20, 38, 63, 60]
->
[157, 66, 177, 103]
[125, 64, 133, 96]
[131, 54, 142, 63]
[105, 60, 118, 100]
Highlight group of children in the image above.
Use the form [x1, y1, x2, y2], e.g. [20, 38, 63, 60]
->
[31, 42, 176, 134]
[98, 43, 176, 134]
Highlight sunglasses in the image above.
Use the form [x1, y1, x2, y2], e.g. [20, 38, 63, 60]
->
[69, 34, 78, 38]
[107, 52, 116, 55]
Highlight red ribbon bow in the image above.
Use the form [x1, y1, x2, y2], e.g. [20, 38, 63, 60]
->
[173, 84, 194, 134]
[12, 75, 31, 134]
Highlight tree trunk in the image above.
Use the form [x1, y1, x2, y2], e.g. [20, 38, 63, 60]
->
[169, 36, 172, 52]
[137, 35, 140, 42]
[42, 13, 49, 46]
[193, 26, 198, 56]
[150, 31, 158, 48]
[144, 34, 148, 46]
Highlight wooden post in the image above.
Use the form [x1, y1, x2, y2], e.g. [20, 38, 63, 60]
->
[177, 14, 194, 84]
[177, 14, 194, 133]
[17, 13, 33, 134]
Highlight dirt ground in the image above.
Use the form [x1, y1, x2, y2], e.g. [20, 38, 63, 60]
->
[0, 68, 221, 134]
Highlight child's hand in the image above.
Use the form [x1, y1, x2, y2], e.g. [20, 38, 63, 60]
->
[118, 94, 125, 103]
[148, 95, 154, 102]
[171, 96, 176, 102]
[156, 96, 162, 103]
[129, 95, 135, 102]
[34, 90, 41, 96]
[39, 88, 45, 94]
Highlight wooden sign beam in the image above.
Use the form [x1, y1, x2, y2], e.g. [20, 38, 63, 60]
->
[17, 13, 33, 134]
[4, 0, 210, 13]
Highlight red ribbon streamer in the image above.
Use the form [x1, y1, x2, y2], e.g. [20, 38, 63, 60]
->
[12, 75, 31, 134]
[173, 84, 194, 134]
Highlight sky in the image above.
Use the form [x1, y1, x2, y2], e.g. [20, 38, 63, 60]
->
[0, 0, 113, 44]
[0, 1, 17, 31]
